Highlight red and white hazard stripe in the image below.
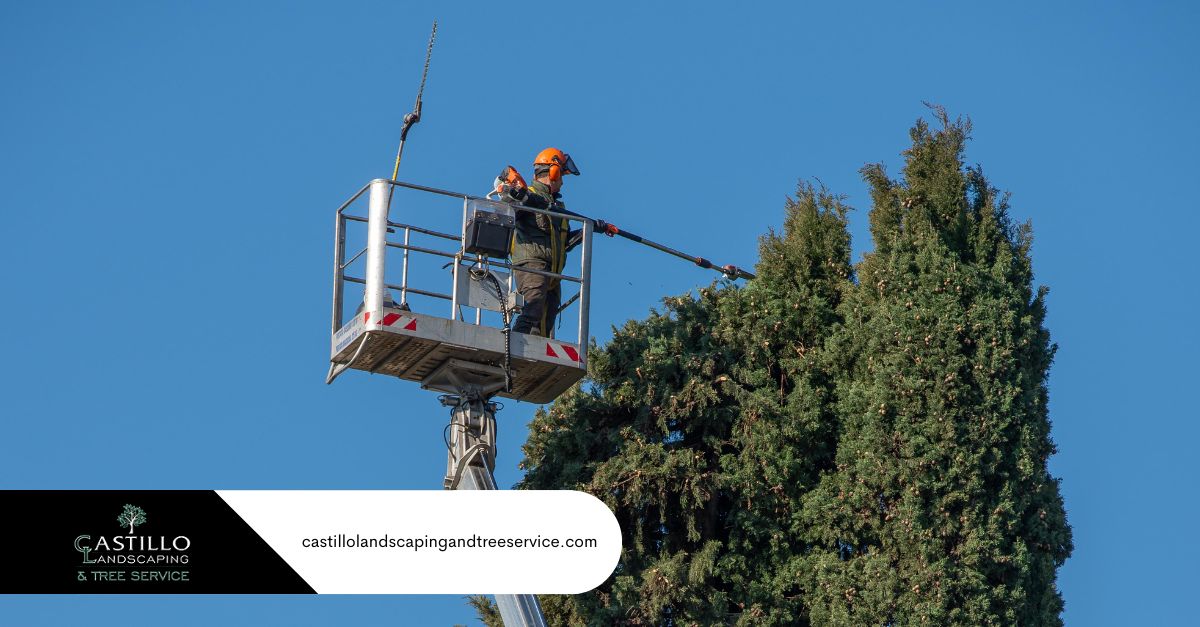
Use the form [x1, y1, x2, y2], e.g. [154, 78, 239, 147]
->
[364, 311, 417, 331]
[544, 341, 580, 363]
[380, 312, 417, 331]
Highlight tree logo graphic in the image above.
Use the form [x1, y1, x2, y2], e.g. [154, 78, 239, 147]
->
[117, 504, 147, 534]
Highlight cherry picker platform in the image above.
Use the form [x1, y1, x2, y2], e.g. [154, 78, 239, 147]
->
[327, 178, 593, 404]
[325, 170, 749, 627]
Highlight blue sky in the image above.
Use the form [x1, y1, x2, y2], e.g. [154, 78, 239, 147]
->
[2, 1, 1197, 624]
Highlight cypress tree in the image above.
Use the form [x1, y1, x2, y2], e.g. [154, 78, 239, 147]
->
[497, 184, 853, 626]
[476, 107, 1071, 626]
[801, 106, 1071, 625]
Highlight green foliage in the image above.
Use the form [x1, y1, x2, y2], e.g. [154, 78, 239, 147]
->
[801, 105, 1071, 626]
[491, 107, 1071, 626]
[467, 595, 503, 627]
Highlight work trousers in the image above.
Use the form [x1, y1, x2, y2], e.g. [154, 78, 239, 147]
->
[512, 260, 560, 337]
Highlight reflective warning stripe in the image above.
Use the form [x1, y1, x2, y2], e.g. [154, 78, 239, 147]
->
[545, 342, 579, 363]
[379, 313, 417, 331]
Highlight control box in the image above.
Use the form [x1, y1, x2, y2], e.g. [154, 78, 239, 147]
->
[464, 201, 515, 258]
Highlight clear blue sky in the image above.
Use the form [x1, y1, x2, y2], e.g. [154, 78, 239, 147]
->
[2, 2, 1196, 624]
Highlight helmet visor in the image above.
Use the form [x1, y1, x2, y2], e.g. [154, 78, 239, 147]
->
[562, 153, 580, 176]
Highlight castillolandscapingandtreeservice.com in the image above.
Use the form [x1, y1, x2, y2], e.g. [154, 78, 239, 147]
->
[301, 533, 598, 551]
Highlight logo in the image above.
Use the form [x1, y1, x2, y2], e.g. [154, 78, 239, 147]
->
[73, 503, 192, 584]
[117, 504, 147, 534]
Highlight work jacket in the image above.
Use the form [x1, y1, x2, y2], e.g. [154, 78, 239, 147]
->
[510, 181, 574, 273]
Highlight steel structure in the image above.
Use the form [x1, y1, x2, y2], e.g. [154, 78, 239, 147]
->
[327, 178, 591, 627]
[328, 179, 591, 401]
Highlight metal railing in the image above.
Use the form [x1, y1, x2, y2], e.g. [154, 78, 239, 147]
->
[331, 178, 593, 364]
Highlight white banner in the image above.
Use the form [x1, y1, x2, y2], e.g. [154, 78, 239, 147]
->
[216, 490, 621, 594]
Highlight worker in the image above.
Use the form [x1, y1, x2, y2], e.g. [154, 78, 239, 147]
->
[500, 147, 583, 337]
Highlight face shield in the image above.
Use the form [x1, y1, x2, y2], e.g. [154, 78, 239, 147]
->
[561, 153, 580, 176]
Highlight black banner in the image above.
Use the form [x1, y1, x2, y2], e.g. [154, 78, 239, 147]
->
[0, 491, 314, 593]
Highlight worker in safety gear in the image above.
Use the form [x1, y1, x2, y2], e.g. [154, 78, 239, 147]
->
[500, 147, 583, 337]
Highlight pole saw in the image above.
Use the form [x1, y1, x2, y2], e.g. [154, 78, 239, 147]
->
[598, 220, 756, 281]
[489, 169, 754, 281]
[491, 169, 755, 281]
[391, 20, 437, 180]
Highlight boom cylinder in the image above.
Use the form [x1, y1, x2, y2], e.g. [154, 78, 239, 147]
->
[443, 390, 549, 627]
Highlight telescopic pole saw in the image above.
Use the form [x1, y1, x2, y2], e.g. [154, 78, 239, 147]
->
[552, 206, 755, 281]
[390, 20, 437, 180]
[604, 222, 756, 281]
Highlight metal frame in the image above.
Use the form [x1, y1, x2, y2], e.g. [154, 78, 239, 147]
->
[329, 179, 570, 627]
[331, 179, 593, 351]
[328, 180, 593, 398]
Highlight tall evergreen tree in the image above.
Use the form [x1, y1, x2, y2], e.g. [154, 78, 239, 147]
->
[801, 106, 1071, 625]
[478, 108, 1071, 626]
[495, 184, 852, 626]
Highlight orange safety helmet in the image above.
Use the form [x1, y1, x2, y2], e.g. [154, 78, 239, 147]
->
[533, 147, 580, 182]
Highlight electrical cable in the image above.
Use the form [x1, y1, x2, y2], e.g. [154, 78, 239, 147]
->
[480, 269, 513, 393]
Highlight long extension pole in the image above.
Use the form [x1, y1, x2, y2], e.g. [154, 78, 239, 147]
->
[605, 224, 756, 281]
[549, 205, 756, 281]
[390, 20, 437, 180]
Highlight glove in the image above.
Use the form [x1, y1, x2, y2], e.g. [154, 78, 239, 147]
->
[504, 184, 528, 202]
[594, 219, 617, 236]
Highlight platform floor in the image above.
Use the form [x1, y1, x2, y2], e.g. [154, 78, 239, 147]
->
[331, 308, 586, 404]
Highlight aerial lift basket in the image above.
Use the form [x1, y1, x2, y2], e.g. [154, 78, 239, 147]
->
[327, 179, 593, 404]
